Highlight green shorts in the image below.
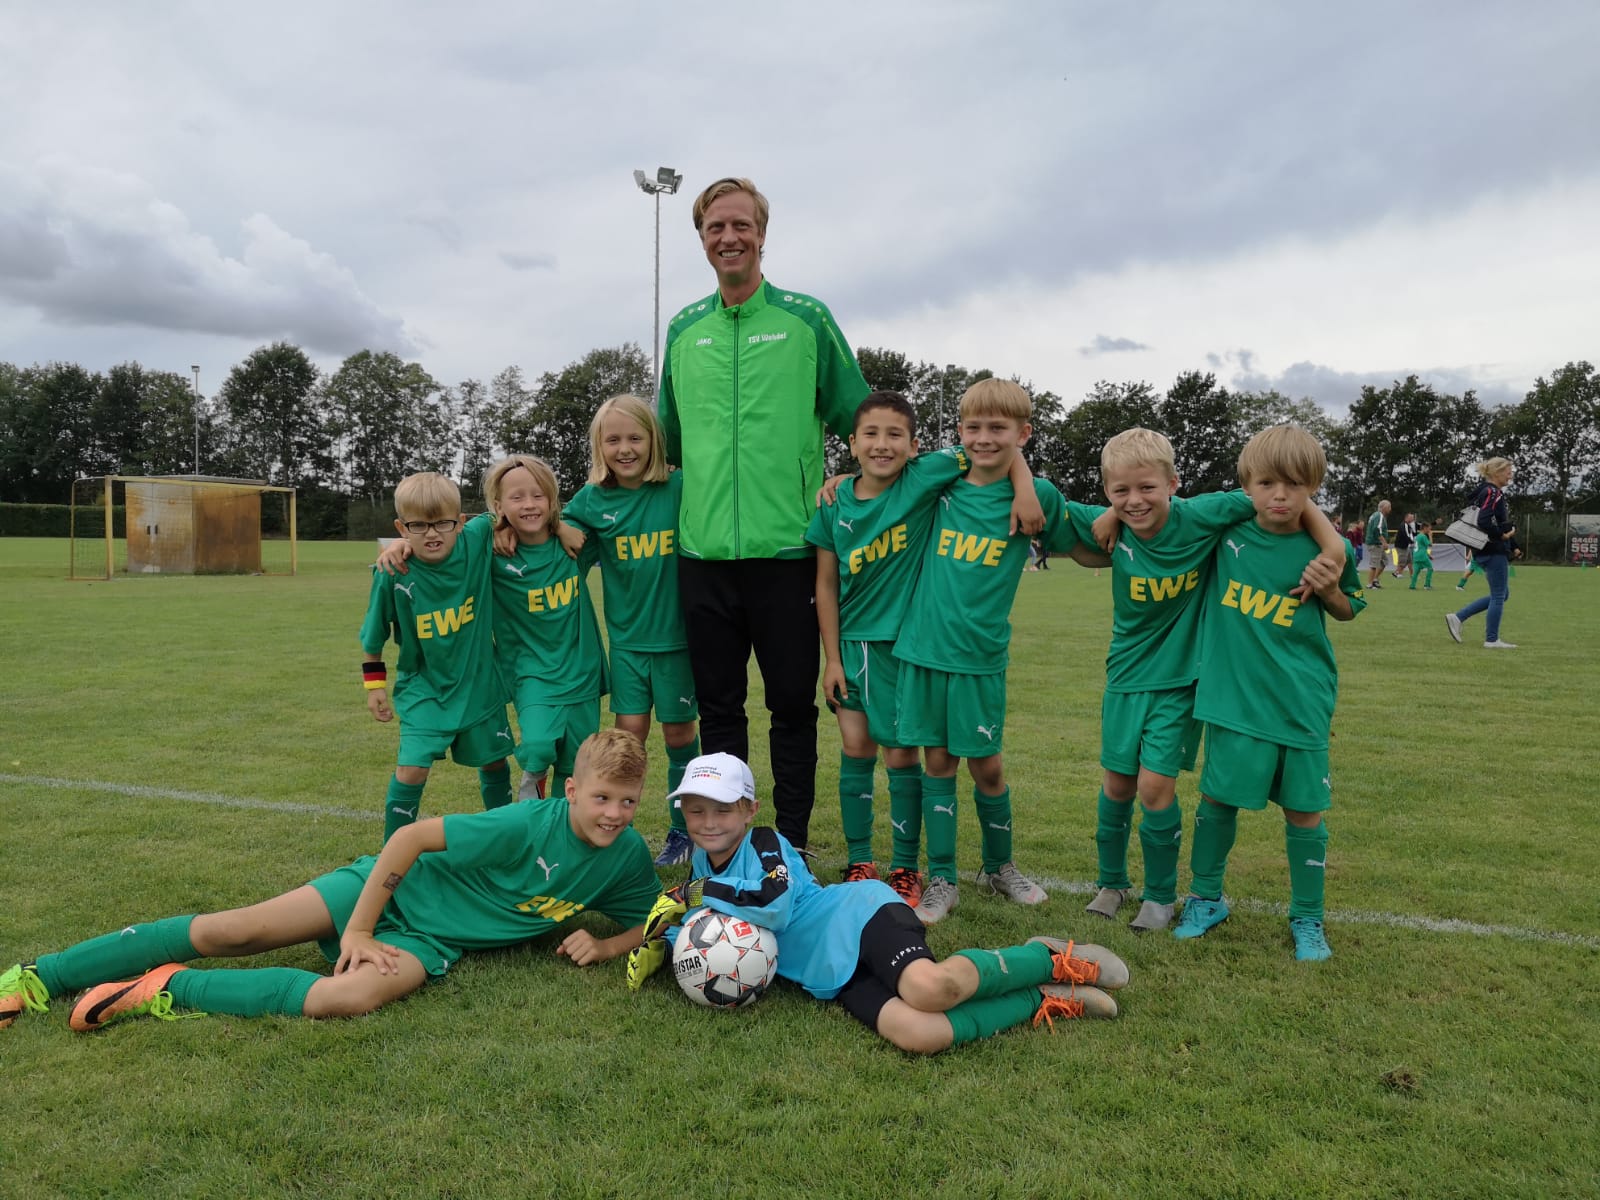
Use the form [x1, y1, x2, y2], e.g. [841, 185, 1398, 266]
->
[1100, 686, 1201, 778]
[894, 662, 1007, 758]
[829, 640, 905, 748]
[397, 711, 516, 770]
[512, 685, 601, 777]
[609, 647, 698, 723]
[309, 856, 454, 976]
[1199, 725, 1331, 813]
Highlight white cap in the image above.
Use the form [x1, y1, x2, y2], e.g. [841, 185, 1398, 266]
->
[668, 752, 757, 807]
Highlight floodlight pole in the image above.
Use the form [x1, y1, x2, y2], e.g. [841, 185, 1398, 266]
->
[190, 364, 201, 474]
[634, 167, 683, 386]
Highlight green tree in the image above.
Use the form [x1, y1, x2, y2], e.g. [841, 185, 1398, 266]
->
[1047, 380, 1159, 502]
[1, 362, 100, 502]
[856, 346, 914, 394]
[450, 378, 493, 504]
[1158, 371, 1241, 495]
[1515, 361, 1599, 514]
[323, 351, 448, 502]
[215, 343, 326, 487]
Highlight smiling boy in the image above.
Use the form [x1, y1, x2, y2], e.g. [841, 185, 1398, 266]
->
[0, 730, 662, 1032]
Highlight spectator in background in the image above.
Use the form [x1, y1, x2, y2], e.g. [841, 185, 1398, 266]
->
[1445, 459, 1518, 649]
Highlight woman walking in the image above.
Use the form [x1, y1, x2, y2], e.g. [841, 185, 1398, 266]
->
[1445, 458, 1517, 649]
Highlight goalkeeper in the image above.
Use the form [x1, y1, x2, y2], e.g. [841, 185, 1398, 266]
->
[1, 731, 660, 1033]
[627, 753, 1132, 1054]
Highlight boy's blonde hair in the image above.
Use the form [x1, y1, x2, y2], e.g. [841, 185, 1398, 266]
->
[1101, 427, 1176, 478]
[958, 378, 1032, 422]
[393, 472, 461, 521]
[1476, 457, 1513, 480]
[483, 455, 563, 529]
[692, 176, 770, 235]
[573, 728, 647, 784]
[1236, 425, 1327, 491]
[588, 394, 670, 487]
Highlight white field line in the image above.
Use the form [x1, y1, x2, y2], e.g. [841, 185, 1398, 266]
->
[2, 774, 1596, 950]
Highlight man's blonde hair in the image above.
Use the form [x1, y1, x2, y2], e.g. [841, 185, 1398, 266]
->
[393, 472, 461, 521]
[483, 455, 563, 530]
[1476, 456, 1513, 480]
[958, 378, 1032, 422]
[574, 728, 647, 784]
[692, 177, 769, 234]
[1236, 425, 1327, 491]
[1101, 427, 1176, 478]
[587, 395, 670, 487]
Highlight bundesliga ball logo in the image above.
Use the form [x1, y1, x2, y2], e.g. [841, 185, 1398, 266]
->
[672, 910, 779, 1009]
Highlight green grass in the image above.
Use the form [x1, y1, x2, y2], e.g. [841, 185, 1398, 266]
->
[2, 540, 1597, 1199]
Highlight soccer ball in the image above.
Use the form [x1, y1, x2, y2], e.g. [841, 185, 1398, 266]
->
[672, 910, 779, 1009]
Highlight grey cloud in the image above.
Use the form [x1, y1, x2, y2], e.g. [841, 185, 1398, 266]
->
[1226, 357, 1525, 414]
[1080, 334, 1150, 357]
[499, 251, 557, 272]
[0, 163, 415, 357]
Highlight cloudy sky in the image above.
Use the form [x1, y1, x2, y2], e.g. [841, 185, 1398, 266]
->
[2, 1, 1596, 416]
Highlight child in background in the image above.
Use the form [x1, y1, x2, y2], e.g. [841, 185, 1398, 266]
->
[1409, 522, 1435, 589]
[0, 730, 661, 1032]
[563, 395, 702, 867]
[1174, 426, 1365, 961]
[360, 472, 513, 842]
[626, 752, 1128, 1055]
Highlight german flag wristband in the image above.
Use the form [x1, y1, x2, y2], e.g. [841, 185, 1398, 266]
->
[362, 661, 387, 691]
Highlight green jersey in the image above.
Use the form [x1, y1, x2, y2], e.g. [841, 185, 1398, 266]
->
[359, 513, 506, 735]
[1067, 491, 1256, 693]
[1365, 509, 1388, 544]
[384, 798, 661, 955]
[894, 477, 1077, 675]
[1194, 520, 1366, 751]
[1414, 531, 1433, 564]
[491, 535, 608, 705]
[804, 448, 969, 642]
[658, 280, 869, 561]
[564, 473, 687, 653]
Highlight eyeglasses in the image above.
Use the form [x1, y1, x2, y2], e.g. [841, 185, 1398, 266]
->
[401, 519, 460, 534]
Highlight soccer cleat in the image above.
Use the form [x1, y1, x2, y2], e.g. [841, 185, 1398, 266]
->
[1368, 581, 1382, 589]
[886, 867, 925, 908]
[975, 862, 1049, 905]
[1, 964, 50, 1028]
[653, 828, 693, 868]
[1084, 886, 1135, 919]
[1455, 584, 1466, 591]
[1172, 896, 1230, 940]
[912, 876, 960, 925]
[1444, 613, 1463, 643]
[1129, 899, 1176, 933]
[1026, 937, 1130, 990]
[1483, 639, 1518, 649]
[69, 964, 197, 1031]
[1033, 982, 1118, 1028]
[1290, 918, 1333, 962]
[841, 861, 881, 883]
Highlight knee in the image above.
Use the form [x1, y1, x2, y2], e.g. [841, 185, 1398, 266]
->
[897, 962, 963, 1012]
[302, 976, 393, 1019]
[395, 765, 429, 786]
[877, 1006, 953, 1055]
[190, 910, 264, 956]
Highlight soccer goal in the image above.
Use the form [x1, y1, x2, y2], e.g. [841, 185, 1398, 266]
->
[69, 475, 298, 580]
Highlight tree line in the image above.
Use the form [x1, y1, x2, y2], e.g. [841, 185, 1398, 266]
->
[2, 342, 1596, 541]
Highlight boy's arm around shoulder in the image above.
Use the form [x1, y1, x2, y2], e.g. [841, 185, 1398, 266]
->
[1008, 454, 1043, 535]
[1293, 504, 1349, 602]
[1304, 543, 1365, 622]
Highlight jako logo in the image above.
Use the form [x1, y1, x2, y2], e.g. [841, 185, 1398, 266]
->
[695, 337, 713, 346]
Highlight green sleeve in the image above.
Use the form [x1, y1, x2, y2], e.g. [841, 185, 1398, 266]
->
[563, 485, 599, 535]
[1065, 499, 1109, 543]
[804, 499, 836, 552]
[658, 337, 682, 465]
[1338, 543, 1368, 618]
[1184, 490, 1257, 534]
[1038, 482, 1078, 553]
[813, 302, 870, 440]
[901, 447, 969, 501]
[358, 569, 397, 656]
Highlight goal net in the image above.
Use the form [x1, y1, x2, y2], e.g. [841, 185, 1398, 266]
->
[69, 475, 298, 580]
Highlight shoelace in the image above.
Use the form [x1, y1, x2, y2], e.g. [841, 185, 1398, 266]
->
[993, 863, 1038, 895]
[1032, 991, 1084, 1031]
[134, 991, 204, 1024]
[1291, 920, 1330, 954]
[842, 863, 877, 884]
[6, 968, 51, 1016]
[1048, 942, 1100, 986]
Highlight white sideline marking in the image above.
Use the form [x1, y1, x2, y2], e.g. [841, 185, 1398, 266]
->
[1037, 875, 1600, 950]
[0, 773, 376, 823]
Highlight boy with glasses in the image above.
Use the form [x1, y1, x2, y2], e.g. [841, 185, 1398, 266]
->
[360, 472, 513, 841]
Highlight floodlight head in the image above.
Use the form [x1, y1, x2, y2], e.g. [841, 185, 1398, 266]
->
[633, 168, 650, 193]
[657, 167, 683, 192]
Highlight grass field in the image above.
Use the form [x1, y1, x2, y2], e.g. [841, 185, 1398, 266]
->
[2, 538, 1597, 1199]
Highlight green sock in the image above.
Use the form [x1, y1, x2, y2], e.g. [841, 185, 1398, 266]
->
[384, 776, 426, 842]
[478, 766, 512, 810]
[923, 775, 959, 883]
[1138, 799, 1183, 904]
[974, 786, 1013, 873]
[1187, 799, 1238, 900]
[954, 942, 1056, 999]
[887, 765, 923, 870]
[839, 752, 878, 864]
[167, 966, 319, 1018]
[666, 738, 700, 834]
[1285, 820, 1329, 921]
[945, 988, 1043, 1046]
[1094, 789, 1134, 890]
[33, 915, 198, 997]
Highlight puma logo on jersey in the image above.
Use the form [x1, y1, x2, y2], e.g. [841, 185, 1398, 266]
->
[495, 729, 512, 742]
[1226, 539, 1245, 557]
[393, 581, 416, 598]
[1118, 541, 1134, 561]
[976, 724, 997, 741]
[537, 856, 559, 881]
[502, 562, 527, 576]
[602, 512, 619, 524]
[838, 518, 854, 532]
[678, 695, 694, 707]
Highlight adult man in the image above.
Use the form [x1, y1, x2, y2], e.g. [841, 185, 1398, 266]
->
[657, 177, 871, 850]
[1365, 499, 1392, 589]
[1394, 511, 1418, 580]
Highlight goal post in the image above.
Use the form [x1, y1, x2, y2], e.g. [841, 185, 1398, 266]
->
[69, 475, 298, 580]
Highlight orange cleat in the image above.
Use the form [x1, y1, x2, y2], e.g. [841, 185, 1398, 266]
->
[69, 964, 196, 1032]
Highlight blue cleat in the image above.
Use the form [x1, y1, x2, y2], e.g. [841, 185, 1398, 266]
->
[1172, 896, 1230, 940]
[653, 828, 693, 868]
[1290, 918, 1333, 962]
